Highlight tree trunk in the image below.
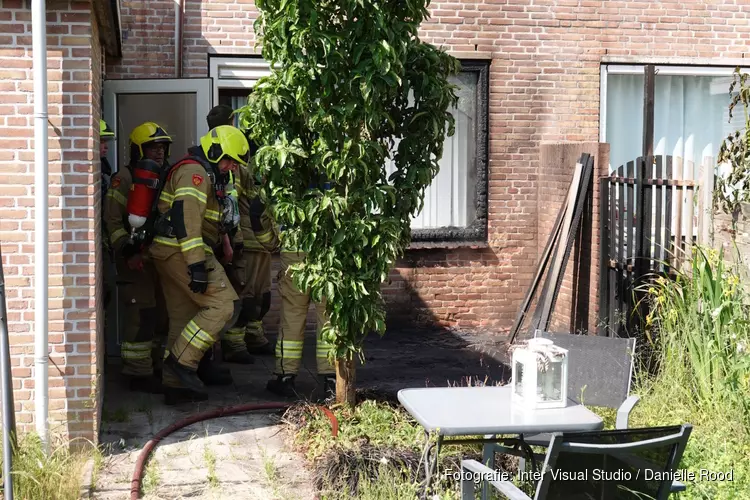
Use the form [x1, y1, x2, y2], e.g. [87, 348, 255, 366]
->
[335, 358, 356, 405]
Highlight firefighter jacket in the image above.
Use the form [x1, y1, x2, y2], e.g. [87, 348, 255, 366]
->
[150, 149, 227, 266]
[233, 163, 280, 253]
[102, 166, 133, 255]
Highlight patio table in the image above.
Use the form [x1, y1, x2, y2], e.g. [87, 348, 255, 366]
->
[397, 385, 603, 493]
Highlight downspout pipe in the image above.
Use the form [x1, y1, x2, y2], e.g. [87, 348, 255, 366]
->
[32, 0, 49, 454]
[175, 0, 183, 78]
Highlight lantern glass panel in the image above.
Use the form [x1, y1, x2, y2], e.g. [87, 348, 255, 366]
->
[537, 359, 563, 402]
[514, 360, 524, 397]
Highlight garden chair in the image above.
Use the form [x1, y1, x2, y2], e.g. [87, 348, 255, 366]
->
[462, 424, 693, 500]
[483, 331, 684, 494]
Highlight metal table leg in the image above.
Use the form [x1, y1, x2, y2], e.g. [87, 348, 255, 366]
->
[420, 431, 443, 497]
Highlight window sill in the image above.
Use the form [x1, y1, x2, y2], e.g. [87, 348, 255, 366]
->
[406, 240, 489, 250]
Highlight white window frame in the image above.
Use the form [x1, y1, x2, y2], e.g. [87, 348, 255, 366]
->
[599, 64, 750, 143]
[102, 78, 214, 173]
[209, 55, 274, 106]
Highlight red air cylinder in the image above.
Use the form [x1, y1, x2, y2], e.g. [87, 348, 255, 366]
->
[127, 159, 161, 229]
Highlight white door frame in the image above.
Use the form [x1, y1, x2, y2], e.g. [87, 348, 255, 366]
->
[102, 78, 214, 172]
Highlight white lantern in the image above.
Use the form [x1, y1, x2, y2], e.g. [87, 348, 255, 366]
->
[511, 337, 569, 410]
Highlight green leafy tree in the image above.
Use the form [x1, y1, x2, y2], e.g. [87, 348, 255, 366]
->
[238, 0, 459, 404]
[716, 67, 750, 219]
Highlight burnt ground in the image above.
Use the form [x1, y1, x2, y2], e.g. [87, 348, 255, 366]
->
[89, 327, 510, 499]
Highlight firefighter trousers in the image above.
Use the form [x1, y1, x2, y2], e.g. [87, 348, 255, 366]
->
[225, 250, 272, 353]
[275, 251, 334, 376]
[115, 255, 168, 378]
[154, 252, 239, 388]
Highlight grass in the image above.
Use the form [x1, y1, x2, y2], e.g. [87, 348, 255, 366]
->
[260, 446, 284, 500]
[142, 457, 160, 495]
[283, 394, 493, 499]
[0, 433, 91, 500]
[631, 246, 750, 499]
[203, 442, 219, 489]
[101, 407, 130, 423]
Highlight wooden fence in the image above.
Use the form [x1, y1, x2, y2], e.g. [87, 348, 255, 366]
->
[598, 155, 715, 337]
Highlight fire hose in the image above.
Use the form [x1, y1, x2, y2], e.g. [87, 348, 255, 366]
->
[130, 402, 339, 500]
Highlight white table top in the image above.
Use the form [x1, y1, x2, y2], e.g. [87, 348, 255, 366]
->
[398, 386, 603, 437]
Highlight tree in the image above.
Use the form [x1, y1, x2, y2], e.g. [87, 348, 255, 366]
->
[716, 67, 750, 220]
[238, 0, 459, 405]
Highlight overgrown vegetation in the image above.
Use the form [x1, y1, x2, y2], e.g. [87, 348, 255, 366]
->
[283, 393, 510, 499]
[638, 245, 750, 499]
[0, 433, 90, 500]
[240, 0, 459, 403]
[715, 67, 750, 218]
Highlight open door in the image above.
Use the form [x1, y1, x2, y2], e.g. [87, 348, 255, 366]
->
[101, 77, 213, 356]
[102, 78, 213, 173]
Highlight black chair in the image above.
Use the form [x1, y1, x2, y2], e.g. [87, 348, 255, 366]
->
[463, 424, 693, 500]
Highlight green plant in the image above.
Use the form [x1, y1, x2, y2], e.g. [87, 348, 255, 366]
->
[715, 67, 750, 217]
[643, 246, 750, 421]
[0, 433, 89, 500]
[631, 244, 750, 499]
[239, 0, 459, 404]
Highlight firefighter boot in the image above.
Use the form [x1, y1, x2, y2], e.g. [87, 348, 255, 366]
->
[164, 387, 209, 406]
[129, 375, 164, 394]
[221, 342, 255, 364]
[163, 353, 206, 394]
[197, 350, 233, 386]
[318, 374, 336, 404]
[266, 374, 298, 399]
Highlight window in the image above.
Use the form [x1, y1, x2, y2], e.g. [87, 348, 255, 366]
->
[209, 55, 489, 243]
[600, 64, 745, 173]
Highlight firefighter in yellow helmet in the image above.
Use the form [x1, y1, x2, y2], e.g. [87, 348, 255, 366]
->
[99, 119, 115, 199]
[149, 125, 251, 405]
[100, 119, 116, 312]
[102, 121, 171, 393]
[205, 106, 275, 362]
[222, 157, 280, 361]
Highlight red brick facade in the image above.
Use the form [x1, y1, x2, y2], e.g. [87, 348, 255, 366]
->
[106, 0, 750, 333]
[0, 0, 103, 441]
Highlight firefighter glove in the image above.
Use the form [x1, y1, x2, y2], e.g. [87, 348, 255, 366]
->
[187, 262, 209, 294]
[120, 242, 139, 260]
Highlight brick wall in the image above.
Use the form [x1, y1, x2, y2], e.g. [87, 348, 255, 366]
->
[0, 0, 102, 441]
[107, 0, 750, 334]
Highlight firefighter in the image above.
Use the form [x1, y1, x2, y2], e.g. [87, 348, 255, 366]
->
[266, 178, 336, 401]
[100, 119, 115, 200]
[149, 125, 250, 405]
[223, 159, 279, 361]
[100, 119, 116, 308]
[102, 121, 171, 393]
[205, 105, 275, 361]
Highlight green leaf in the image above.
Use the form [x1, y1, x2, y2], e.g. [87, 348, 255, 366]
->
[333, 231, 346, 245]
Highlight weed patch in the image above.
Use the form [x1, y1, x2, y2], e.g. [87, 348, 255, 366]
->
[283, 391, 513, 498]
[1, 433, 90, 500]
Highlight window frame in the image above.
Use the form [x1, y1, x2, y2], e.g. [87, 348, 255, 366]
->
[208, 54, 490, 245]
[598, 63, 750, 144]
[411, 59, 490, 244]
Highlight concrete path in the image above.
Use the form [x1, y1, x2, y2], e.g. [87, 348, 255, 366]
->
[92, 327, 508, 499]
